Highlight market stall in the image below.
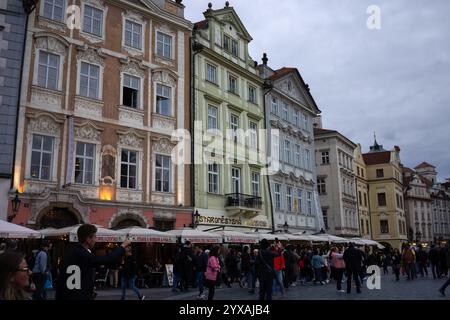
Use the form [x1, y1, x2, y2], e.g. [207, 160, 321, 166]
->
[116, 227, 176, 243]
[212, 230, 259, 244]
[166, 228, 222, 244]
[0, 220, 41, 239]
[40, 224, 124, 242]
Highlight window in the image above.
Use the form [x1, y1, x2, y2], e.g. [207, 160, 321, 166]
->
[271, 97, 278, 115]
[124, 20, 142, 50]
[303, 114, 308, 130]
[228, 74, 238, 94]
[153, 220, 174, 232]
[323, 209, 328, 229]
[120, 149, 137, 189]
[364, 193, 368, 207]
[297, 189, 303, 213]
[30, 134, 53, 180]
[317, 178, 326, 195]
[155, 154, 171, 192]
[230, 114, 239, 141]
[79, 62, 99, 99]
[274, 184, 281, 210]
[307, 192, 313, 215]
[207, 105, 218, 131]
[366, 220, 370, 234]
[321, 151, 329, 164]
[378, 192, 387, 206]
[305, 149, 311, 170]
[38, 51, 59, 90]
[231, 167, 241, 194]
[249, 121, 258, 149]
[231, 39, 238, 56]
[361, 219, 364, 234]
[396, 194, 400, 208]
[248, 85, 256, 103]
[358, 191, 363, 206]
[380, 220, 389, 234]
[156, 84, 172, 116]
[361, 168, 365, 178]
[75, 142, 95, 185]
[282, 102, 288, 120]
[223, 34, 230, 51]
[251, 172, 260, 197]
[83, 5, 103, 37]
[122, 74, 140, 108]
[206, 63, 217, 84]
[43, 0, 65, 21]
[293, 110, 299, 127]
[284, 140, 291, 164]
[208, 163, 219, 194]
[376, 169, 384, 178]
[295, 145, 301, 167]
[286, 186, 293, 212]
[156, 32, 172, 59]
[357, 167, 360, 176]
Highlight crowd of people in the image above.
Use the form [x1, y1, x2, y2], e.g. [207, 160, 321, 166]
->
[1, 225, 450, 300]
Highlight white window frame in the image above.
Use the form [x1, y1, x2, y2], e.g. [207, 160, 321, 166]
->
[154, 153, 172, 193]
[321, 151, 330, 164]
[29, 134, 54, 181]
[284, 139, 291, 164]
[274, 183, 282, 210]
[251, 171, 260, 197]
[120, 149, 139, 190]
[248, 84, 257, 104]
[282, 101, 288, 121]
[303, 113, 308, 130]
[307, 191, 313, 215]
[317, 178, 326, 194]
[293, 109, 299, 127]
[72, 134, 101, 187]
[77, 60, 102, 100]
[41, 0, 66, 22]
[205, 62, 217, 84]
[156, 31, 173, 60]
[207, 105, 219, 132]
[34, 50, 63, 91]
[228, 73, 238, 95]
[122, 14, 145, 54]
[297, 189, 303, 214]
[304, 149, 311, 170]
[271, 97, 278, 115]
[74, 141, 96, 185]
[295, 144, 301, 167]
[155, 83, 173, 116]
[81, 3, 105, 40]
[120, 72, 143, 110]
[249, 121, 258, 150]
[286, 186, 293, 212]
[231, 167, 241, 194]
[208, 163, 220, 194]
[230, 113, 239, 141]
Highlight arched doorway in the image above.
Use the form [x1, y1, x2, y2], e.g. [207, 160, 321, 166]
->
[111, 218, 142, 230]
[38, 206, 81, 229]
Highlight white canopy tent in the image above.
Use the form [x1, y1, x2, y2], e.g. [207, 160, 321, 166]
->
[350, 238, 385, 249]
[0, 220, 41, 239]
[117, 227, 176, 243]
[213, 230, 259, 244]
[249, 232, 289, 241]
[289, 233, 330, 242]
[167, 228, 222, 244]
[40, 224, 124, 242]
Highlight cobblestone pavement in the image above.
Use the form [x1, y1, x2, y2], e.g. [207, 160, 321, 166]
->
[47, 271, 450, 301]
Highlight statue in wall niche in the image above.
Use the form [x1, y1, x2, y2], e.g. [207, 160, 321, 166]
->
[101, 145, 116, 185]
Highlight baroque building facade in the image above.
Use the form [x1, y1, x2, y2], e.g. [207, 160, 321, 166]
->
[192, 3, 272, 231]
[314, 126, 358, 237]
[354, 144, 371, 238]
[259, 62, 324, 234]
[9, 0, 193, 230]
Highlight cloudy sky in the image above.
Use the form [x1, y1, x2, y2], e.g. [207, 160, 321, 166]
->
[184, 0, 450, 181]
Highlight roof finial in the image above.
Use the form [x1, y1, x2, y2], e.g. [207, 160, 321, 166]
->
[225, 1, 230, 7]
[262, 53, 268, 66]
[374, 131, 377, 145]
[208, 2, 212, 10]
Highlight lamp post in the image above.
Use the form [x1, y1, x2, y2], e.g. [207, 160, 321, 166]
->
[8, 190, 21, 222]
[283, 221, 289, 233]
[192, 209, 200, 229]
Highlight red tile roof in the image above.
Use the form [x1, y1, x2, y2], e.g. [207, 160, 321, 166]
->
[194, 20, 208, 30]
[267, 67, 297, 80]
[362, 151, 391, 165]
[414, 162, 435, 169]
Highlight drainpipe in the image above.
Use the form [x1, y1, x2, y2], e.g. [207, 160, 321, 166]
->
[355, 175, 362, 238]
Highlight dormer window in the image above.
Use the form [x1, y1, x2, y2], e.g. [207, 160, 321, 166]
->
[223, 35, 230, 51]
[231, 39, 238, 56]
[223, 34, 238, 57]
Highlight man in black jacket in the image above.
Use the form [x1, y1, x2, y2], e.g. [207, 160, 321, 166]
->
[343, 243, 363, 294]
[55, 224, 130, 300]
[255, 239, 281, 300]
[194, 247, 208, 299]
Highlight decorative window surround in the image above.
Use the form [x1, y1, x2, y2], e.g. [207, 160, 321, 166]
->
[80, 0, 108, 44]
[74, 95, 103, 118]
[24, 114, 63, 186]
[31, 86, 64, 110]
[121, 10, 146, 57]
[154, 25, 176, 67]
[119, 60, 146, 117]
[118, 106, 144, 126]
[76, 46, 105, 100]
[151, 113, 176, 131]
[152, 69, 176, 118]
[151, 137, 176, 205]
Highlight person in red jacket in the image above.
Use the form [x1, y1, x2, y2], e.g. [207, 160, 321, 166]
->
[272, 243, 285, 297]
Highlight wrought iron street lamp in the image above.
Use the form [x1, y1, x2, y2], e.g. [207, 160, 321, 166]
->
[192, 209, 200, 229]
[8, 190, 21, 222]
[283, 221, 289, 233]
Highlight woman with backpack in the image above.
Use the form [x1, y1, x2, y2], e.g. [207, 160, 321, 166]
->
[205, 246, 221, 300]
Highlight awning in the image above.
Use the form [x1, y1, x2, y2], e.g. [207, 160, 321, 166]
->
[250, 232, 289, 241]
[0, 220, 41, 239]
[212, 230, 259, 244]
[315, 234, 350, 243]
[40, 224, 124, 242]
[289, 233, 329, 242]
[166, 228, 223, 244]
[350, 238, 385, 249]
[116, 227, 176, 243]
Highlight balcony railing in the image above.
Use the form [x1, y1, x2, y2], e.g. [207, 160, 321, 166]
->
[225, 193, 262, 210]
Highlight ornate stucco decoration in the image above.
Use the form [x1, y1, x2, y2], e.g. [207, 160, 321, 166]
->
[76, 45, 106, 67]
[74, 121, 102, 142]
[27, 114, 61, 136]
[34, 34, 67, 55]
[118, 130, 145, 149]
